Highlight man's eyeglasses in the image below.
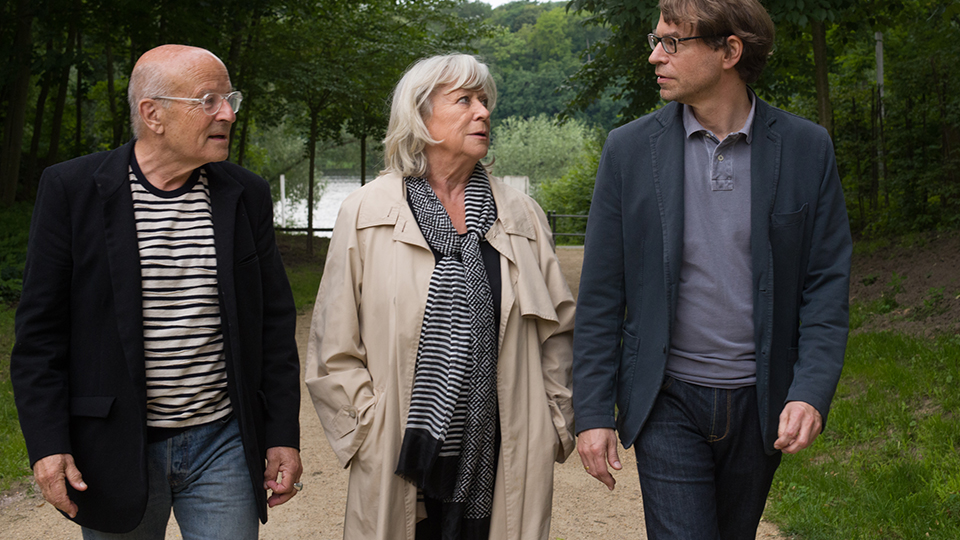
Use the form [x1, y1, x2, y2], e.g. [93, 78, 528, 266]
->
[153, 91, 243, 115]
[647, 33, 726, 54]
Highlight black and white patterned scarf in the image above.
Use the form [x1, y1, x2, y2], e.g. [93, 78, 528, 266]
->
[396, 163, 499, 521]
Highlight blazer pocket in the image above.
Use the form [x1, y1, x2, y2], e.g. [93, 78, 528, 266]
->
[616, 328, 641, 418]
[70, 396, 116, 418]
[771, 204, 808, 229]
[238, 251, 259, 266]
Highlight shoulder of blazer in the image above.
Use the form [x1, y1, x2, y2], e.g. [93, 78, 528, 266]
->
[204, 160, 270, 194]
[754, 97, 830, 144]
[602, 101, 683, 154]
[44, 141, 135, 197]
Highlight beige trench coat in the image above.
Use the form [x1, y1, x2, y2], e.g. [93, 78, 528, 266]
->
[305, 171, 576, 540]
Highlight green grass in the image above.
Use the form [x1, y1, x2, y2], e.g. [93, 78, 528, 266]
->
[0, 304, 30, 490]
[286, 264, 324, 312]
[277, 234, 328, 312]
[0, 202, 32, 489]
[766, 332, 960, 538]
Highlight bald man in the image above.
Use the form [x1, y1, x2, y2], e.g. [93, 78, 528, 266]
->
[12, 45, 302, 539]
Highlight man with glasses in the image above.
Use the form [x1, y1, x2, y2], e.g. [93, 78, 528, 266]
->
[12, 44, 302, 539]
[573, 0, 851, 538]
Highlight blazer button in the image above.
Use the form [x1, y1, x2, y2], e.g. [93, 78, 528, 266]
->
[349, 410, 357, 419]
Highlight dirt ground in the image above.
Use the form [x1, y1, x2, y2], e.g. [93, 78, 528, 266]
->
[23, 242, 952, 539]
[847, 229, 960, 338]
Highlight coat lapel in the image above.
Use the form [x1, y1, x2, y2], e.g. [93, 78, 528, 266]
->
[651, 103, 686, 323]
[750, 99, 781, 287]
[204, 165, 245, 395]
[95, 141, 147, 394]
[207, 164, 243, 287]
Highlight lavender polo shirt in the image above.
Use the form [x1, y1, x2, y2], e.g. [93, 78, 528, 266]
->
[666, 94, 758, 389]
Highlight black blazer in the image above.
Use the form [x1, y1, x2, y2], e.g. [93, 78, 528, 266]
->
[11, 141, 301, 533]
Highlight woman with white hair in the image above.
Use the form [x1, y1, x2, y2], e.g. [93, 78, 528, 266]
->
[305, 54, 576, 540]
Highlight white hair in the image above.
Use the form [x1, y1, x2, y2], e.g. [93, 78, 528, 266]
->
[127, 60, 174, 139]
[382, 54, 497, 177]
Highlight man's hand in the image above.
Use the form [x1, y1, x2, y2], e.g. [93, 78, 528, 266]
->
[264, 446, 303, 507]
[774, 401, 823, 454]
[576, 428, 622, 491]
[33, 454, 87, 518]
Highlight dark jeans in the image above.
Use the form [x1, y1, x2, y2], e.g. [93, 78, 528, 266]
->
[634, 377, 781, 540]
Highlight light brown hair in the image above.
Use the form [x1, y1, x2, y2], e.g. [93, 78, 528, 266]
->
[659, 0, 775, 84]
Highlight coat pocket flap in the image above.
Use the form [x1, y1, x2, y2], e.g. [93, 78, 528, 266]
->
[771, 203, 808, 228]
[70, 396, 116, 418]
[331, 406, 359, 439]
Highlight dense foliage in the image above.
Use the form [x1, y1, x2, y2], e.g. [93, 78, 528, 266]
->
[0, 0, 487, 206]
[3, 0, 960, 240]
[565, 0, 960, 235]
[490, 114, 588, 184]
[471, 1, 623, 130]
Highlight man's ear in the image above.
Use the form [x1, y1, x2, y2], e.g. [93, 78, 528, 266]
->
[722, 34, 744, 71]
[139, 99, 165, 135]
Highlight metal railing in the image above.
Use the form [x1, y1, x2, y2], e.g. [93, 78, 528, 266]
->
[546, 211, 588, 239]
[275, 213, 587, 239]
[274, 227, 333, 234]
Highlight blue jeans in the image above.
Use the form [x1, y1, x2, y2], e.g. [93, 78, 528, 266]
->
[634, 377, 781, 540]
[82, 416, 259, 540]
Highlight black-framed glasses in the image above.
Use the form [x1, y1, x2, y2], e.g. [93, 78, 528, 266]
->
[647, 33, 724, 54]
[153, 91, 243, 115]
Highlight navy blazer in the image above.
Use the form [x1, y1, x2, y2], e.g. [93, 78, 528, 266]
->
[11, 141, 301, 532]
[572, 98, 851, 454]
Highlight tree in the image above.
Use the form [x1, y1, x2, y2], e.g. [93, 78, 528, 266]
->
[0, 0, 34, 205]
[479, 3, 619, 129]
[564, 0, 662, 123]
[266, 0, 488, 254]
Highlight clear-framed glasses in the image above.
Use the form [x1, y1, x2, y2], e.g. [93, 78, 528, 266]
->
[647, 33, 724, 54]
[153, 91, 243, 115]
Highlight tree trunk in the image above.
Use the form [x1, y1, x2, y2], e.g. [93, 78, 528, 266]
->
[0, 0, 34, 206]
[105, 41, 123, 147]
[25, 70, 52, 197]
[811, 19, 833, 138]
[307, 108, 319, 257]
[225, 18, 245, 162]
[851, 97, 864, 232]
[903, 97, 916, 216]
[360, 134, 367, 186]
[931, 59, 960, 211]
[236, 118, 249, 167]
[75, 31, 84, 155]
[49, 19, 78, 164]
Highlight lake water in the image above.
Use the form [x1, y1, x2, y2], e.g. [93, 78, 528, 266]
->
[274, 177, 362, 237]
[273, 175, 531, 237]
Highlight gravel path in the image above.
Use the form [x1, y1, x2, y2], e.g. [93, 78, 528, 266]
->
[0, 246, 786, 539]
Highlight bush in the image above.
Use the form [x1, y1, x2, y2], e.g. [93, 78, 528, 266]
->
[0, 203, 32, 303]
[534, 133, 602, 244]
[490, 114, 588, 186]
